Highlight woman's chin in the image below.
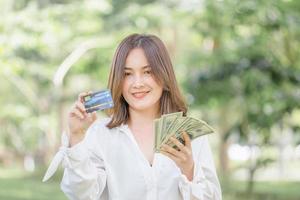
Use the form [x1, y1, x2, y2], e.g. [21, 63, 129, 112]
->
[129, 103, 157, 112]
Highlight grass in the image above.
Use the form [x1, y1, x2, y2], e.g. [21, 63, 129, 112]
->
[0, 177, 66, 200]
[0, 167, 300, 200]
[0, 167, 66, 200]
[222, 179, 300, 200]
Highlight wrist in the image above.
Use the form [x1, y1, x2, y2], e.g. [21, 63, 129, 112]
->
[67, 128, 86, 147]
[69, 133, 85, 147]
[181, 162, 194, 181]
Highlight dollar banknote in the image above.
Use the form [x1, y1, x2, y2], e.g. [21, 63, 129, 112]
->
[154, 112, 214, 152]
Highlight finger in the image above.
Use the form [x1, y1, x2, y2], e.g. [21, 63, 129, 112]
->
[91, 111, 97, 121]
[161, 144, 185, 160]
[70, 108, 85, 119]
[160, 150, 181, 163]
[75, 101, 87, 115]
[78, 92, 88, 102]
[78, 91, 93, 102]
[169, 136, 192, 156]
[73, 103, 86, 118]
[182, 132, 191, 148]
[169, 137, 185, 151]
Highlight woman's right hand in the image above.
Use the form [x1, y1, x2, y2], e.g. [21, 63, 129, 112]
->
[67, 92, 97, 147]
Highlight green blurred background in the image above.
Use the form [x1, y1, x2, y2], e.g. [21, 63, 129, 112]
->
[0, 0, 300, 199]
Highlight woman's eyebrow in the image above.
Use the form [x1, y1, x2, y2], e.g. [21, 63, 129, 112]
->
[124, 65, 150, 70]
[143, 66, 151, 69]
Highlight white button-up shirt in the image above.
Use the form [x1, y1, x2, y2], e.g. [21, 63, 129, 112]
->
[43, 118, 222, 200]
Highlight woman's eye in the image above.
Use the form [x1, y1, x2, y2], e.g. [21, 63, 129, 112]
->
[124, 72, 131, 76]
[144, 70, 151, 75]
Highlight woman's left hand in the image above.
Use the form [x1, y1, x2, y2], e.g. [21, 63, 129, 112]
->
[160, 131, 194, 181]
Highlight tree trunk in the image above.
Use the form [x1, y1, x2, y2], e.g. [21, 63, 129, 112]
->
[218, 106, 230, 176]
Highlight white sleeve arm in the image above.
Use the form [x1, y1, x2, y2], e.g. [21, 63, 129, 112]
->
[178, 136, 222, 200]
[43, 123, 107, 200]
[60, 139, 107, 200]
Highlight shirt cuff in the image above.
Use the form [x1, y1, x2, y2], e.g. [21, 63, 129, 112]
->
[62, 139, 90, 169]
[178, 164, 206, 199]
[43, 132, 89, 182]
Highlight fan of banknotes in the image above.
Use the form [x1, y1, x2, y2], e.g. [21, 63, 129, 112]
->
[154, 112, 214, 152]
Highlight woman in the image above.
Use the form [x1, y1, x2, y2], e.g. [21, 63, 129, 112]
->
[44, 34, 222, 200]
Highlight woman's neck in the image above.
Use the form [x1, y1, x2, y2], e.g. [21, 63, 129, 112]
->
[127, 107, 160, 128]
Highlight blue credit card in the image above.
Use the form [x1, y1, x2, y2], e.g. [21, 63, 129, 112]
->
[83, 90, 114, 113]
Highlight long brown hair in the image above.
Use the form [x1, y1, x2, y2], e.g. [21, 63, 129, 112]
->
[106, 33, 187, 129]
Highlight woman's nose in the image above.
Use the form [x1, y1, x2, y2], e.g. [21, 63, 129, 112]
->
[132, 75, 144, 88]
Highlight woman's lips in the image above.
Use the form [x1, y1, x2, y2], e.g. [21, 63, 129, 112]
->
[132, 91, 150, 99]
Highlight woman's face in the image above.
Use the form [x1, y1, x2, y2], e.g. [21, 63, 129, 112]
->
[122, 48, 163, 113]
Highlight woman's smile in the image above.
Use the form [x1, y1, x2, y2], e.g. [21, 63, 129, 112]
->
[132, 91, 150, 99]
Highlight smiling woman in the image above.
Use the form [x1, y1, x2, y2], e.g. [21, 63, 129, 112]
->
[44, 33, 222, 200]
[106, 34, 187, 129]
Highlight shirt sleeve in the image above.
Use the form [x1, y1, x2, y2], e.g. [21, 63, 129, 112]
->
[178, 136, 222, 200]
[43, 120, 108, 200]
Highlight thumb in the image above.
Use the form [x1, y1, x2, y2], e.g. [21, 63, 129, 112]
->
[91, 111, 97, 121]
[182, 131, 191, 148]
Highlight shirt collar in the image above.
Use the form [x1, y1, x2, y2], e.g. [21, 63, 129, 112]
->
[117, 123, 129, 134]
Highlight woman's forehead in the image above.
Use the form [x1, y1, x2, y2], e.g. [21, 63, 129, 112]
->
[125, 48, 149, 69]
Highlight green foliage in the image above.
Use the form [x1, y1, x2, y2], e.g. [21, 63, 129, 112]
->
[0, 0, 299, 197]
[185, 0, 300, 134]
